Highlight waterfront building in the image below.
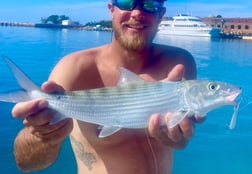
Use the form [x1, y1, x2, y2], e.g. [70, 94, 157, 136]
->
[202, 16, 252, 36]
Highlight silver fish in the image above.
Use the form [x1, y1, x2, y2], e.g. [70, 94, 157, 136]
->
[0, 56, 241, 138]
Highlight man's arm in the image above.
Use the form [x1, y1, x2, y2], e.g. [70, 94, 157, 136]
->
[14, 127, 61, 172]
[12, 82, 73, 172]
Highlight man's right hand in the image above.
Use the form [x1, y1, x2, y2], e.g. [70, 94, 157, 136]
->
[12, 81, 73, 144]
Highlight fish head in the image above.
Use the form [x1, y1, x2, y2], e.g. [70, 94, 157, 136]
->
[184, 80, 242, 116]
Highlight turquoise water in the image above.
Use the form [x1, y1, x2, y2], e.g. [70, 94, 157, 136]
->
[0, 27, 252, 174]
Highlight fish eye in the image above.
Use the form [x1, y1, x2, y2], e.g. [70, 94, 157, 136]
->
[208, 83, 219, 91]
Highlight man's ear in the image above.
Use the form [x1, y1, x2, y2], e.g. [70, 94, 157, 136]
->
[161, 7, 166, 16]
[108, 2, 115, 13]
[158, 7, 166, 23]
[108, 2, 116, 20]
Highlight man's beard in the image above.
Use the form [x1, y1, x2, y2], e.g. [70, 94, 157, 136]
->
[113, 22, 156, 51]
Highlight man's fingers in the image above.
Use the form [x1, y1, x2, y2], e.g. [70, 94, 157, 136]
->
[12, 99, 48, 118]
[23, 108, 55, 126]
[162, 64, 185, 82]
[41, 81, 64, 93]
[148, 113, 162, 138]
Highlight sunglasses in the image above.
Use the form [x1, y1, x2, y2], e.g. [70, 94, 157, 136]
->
[112, 0, 165, 13]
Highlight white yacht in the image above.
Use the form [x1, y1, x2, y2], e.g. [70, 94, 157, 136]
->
[157, 14, 221, 37]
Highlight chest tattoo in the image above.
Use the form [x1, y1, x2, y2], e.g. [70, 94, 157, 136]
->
[70, 135, 97, 171]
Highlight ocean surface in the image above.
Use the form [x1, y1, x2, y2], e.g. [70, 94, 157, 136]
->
[0, 26, 252, 174]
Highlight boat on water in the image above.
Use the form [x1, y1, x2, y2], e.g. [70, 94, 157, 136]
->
[157, 14, 221, 37]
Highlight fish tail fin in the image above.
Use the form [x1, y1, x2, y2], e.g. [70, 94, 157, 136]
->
[0, 90, 31, 103]
[0, 55, 40, 103]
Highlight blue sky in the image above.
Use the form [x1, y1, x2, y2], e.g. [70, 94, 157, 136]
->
[0, 0, 251, 24]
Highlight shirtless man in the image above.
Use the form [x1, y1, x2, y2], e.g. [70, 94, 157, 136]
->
[12, 0, 201, 173]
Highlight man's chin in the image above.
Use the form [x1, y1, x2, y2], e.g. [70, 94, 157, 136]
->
[120, 37, 148, 51]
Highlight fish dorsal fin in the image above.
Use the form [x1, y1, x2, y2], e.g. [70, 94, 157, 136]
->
[2, 55, 40, 91]
[117, 67, 144, 86]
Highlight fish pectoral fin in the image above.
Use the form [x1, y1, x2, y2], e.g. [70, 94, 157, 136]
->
[98, 126, 121, 138]
[49, 113, 68, 125]
[168, 111, 191, 128]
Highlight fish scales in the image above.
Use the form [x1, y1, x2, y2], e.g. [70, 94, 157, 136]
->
[45, 82, 181, 128]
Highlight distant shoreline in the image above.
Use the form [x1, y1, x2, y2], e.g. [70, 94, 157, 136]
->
[0, 21, 112, 31]
[34, 23, 112, 31]
[1, 20, 252, 39]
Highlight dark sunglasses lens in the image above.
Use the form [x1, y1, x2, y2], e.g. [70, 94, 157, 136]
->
[116, 0, 136, 10]
[143, 0, 163, 12]
[114, 0, 163, 13]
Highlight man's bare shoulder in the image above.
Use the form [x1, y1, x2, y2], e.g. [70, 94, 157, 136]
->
[151, 43, 196, 79]
[153, 43, 194, 60]
[49, 45, 108, 90]
[59, 45, 107, 66]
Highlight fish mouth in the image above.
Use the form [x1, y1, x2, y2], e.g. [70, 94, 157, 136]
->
[225, 90, 242, 105]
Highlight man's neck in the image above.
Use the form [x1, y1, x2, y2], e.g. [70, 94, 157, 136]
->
[106, 41, 154, 73]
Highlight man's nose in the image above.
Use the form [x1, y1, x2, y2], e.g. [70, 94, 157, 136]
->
[130, 5, 145, 18]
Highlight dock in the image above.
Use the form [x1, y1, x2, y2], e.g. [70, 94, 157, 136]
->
[0, 21, 34, 27]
